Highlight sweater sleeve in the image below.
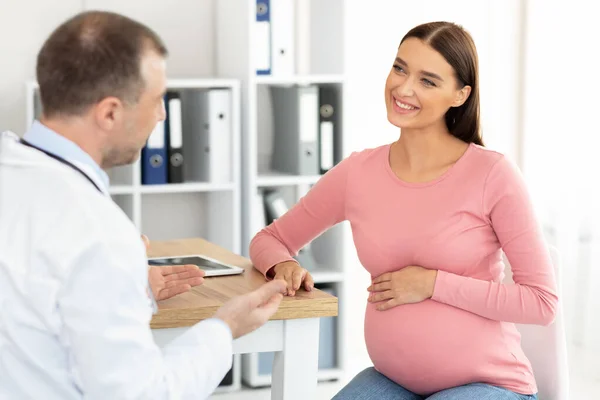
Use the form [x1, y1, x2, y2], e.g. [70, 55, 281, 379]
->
[431, 156, 558, 325]
[249, 153, 354, 277]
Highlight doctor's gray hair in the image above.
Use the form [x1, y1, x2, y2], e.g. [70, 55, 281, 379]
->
[36, 11, 168, 118]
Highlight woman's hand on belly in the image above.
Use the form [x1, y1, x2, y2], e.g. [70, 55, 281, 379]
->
[367, 266, 437, 311]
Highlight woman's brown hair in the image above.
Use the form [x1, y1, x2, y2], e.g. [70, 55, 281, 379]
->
[401, 22, 483, 146]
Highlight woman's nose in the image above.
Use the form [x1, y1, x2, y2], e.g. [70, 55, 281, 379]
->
[397, 78, 415, 97]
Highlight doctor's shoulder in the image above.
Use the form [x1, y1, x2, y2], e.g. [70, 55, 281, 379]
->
[32, 162, 139, 240]
[37, 176, 144, 261]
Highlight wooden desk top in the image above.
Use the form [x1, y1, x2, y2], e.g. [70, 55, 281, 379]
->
[148, 238, 338, 329]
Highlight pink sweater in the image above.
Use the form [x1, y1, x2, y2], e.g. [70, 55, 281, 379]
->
[249, 143, 558, 395]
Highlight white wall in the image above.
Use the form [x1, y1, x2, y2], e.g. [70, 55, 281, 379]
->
[341, 0, 525, 379]
[0, 0, 82, 134]
[521, 0, 600, 380]
[0, 0, 214, 135]
[343, 0, 524, 158]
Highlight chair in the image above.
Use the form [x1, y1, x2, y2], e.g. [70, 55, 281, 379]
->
[503, 246, 570, 400]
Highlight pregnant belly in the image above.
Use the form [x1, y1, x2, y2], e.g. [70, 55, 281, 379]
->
[364, 300, 532, 395]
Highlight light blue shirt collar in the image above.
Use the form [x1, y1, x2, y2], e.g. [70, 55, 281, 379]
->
[23, 120, 110, 192]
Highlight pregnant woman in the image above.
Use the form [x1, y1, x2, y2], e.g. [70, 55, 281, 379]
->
[249, 21, 557, 400]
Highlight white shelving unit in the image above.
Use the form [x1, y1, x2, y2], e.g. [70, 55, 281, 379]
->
[25, 78, 244, 393]
[25, 0, 349, 394]
[215, 0, 348, 388]
[25, 78, 241, 254]
[255, 173, 322, 187]
[254, 74, 346, 85]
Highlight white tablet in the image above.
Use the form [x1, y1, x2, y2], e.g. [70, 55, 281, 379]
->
[148, 254, 245, 277]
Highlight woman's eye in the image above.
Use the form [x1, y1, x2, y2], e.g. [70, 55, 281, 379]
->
[393, 65, 404, 73]
[422, 79, 436, 87]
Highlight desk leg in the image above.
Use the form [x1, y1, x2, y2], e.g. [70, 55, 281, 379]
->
[271, 318, 320, 400]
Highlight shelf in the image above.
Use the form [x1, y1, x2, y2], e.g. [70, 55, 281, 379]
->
[254, 74, 345, 86]
[109, 185, 134, 195]
[28, 79, 239, 91]
[140, 182, 236, 194]
[166, 78, 239, 90]
[256, 173, 323, 187]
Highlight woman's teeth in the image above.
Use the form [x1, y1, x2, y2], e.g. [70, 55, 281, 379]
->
[396, 100, 416, 110]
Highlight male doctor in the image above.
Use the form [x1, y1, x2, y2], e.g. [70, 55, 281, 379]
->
[0, 10, 286, 399]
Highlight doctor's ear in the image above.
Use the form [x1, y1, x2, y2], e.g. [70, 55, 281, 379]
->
[93, 96, 124, 130]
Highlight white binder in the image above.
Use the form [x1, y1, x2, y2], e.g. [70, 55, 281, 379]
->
[295, 0, 311, 75]
[270, 86, 320, 176]
[319, 121, 334, 171]
[270, 0, 295, 76]
[181, 89, 232, 183]
[252, 190, 267, 237]
[255, 0, 271, 75]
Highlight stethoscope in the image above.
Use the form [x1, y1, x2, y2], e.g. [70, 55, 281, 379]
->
[19, 138, 103, 194]
[19, 137, 159, 311]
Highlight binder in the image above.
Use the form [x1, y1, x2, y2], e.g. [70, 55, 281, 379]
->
[318, 86, 340, 174]
[252, 190, 268, 237]
[294, 0, 311, 75]
[270, 86, 319, 176]
[33, 90, 43, 121]
[263, 189, 317, 270]
[181, 89, 232, 183]
[255, 0, 271, 75]
[219, 358, 235, 387]
[165, 92, 184, 183]
[270, 0, 295, 76]
[263, 190, 289, 221]
[141, 120, 168, 185]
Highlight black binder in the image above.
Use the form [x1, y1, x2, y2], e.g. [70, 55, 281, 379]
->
[165, 91, 184, 183]
[318, 86, 341, 174]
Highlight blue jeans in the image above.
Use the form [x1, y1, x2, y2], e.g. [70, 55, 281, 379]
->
[332, 367, 538, 400]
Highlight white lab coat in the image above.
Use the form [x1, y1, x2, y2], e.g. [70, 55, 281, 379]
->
[0, 132, 233, 399]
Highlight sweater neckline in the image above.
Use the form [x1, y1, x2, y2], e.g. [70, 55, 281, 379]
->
[383, 142, 474, 188]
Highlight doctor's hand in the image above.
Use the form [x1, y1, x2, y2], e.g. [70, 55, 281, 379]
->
[268, 261, 314, 296]
[148, 265, 205, 301]
[214, 280, 287, 339]
[141, 234, 205, 301]
[367, 266, 438, 311]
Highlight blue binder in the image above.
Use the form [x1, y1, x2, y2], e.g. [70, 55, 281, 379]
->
[255, 0, 271, 75]
[141, 120, 168, 185]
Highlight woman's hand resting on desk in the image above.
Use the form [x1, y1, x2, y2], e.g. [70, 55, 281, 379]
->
[367, 266, 438, 311]
[269, 261, 315, 296]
